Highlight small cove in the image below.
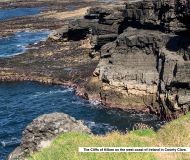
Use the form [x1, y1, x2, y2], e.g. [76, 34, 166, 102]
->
[0, 82, 164, 160]
[0, 5, 165, 160]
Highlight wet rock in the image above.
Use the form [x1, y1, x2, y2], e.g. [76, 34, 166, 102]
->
[8, 113, 90, 160]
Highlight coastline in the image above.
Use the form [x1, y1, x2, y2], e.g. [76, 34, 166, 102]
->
[0, 0, 106, 38]
[1, 0, 190, 159]
[0, 0, 153, 116]
[1, 0, 189, 119]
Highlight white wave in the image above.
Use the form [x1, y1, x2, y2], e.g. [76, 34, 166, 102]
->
[17, 44, 26, 49]
[16, 34, 22, 37]
[41, 37, 48, 41]
[71, 101, 84, 105]
[84, 121, 117, 134]
[32, 88, 73, 98]
[0, 50, 25, 58]
[26, 46, 39, 49]
[1, 138, 20, 147]
[89, 100, 101, 105]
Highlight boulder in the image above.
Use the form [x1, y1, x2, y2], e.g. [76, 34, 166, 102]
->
[8, 113, 90, 160]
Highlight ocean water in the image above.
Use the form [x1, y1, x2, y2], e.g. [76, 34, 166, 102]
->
[0, 7, 43, 21]
[0, 82, 163, 160]
[0, 31, 49, 57]
[0, 6, 164, 160]
[0, 6, 49, 58]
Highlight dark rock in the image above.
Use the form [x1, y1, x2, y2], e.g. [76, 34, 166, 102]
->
[100, 42, 116, 58]
[91, 34, 118, 49]
[49, 0, 190, 119]
[91, 0, 190, 119]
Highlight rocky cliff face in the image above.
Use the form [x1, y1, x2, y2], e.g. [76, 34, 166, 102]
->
[51, 0, 190, 120]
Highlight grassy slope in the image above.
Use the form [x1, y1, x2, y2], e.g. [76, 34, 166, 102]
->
[29, 113, 190, 160]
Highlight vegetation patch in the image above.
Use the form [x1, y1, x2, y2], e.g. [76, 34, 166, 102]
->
[29, 113, 190, 160]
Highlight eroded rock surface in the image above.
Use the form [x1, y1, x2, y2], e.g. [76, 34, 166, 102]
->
[55, 0, 190, 120]
[1, 0, 189, 120]
[8, 113, 90, 160]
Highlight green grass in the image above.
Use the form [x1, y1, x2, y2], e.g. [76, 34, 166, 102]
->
[29, 113, 190, 160]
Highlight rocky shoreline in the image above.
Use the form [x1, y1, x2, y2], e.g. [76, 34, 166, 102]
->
[0, 0, 111, 38]
[0, 0, 189, 120]
[51, 0, 190, 120]
[1, 0, 189, 159]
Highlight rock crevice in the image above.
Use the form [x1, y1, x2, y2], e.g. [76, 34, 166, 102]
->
[51, 0, 190, 119]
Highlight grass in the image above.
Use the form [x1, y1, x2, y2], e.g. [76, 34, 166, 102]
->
[29, 113, 190, 160]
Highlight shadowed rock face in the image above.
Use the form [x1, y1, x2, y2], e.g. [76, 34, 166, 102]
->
[53, 0, 190, 120]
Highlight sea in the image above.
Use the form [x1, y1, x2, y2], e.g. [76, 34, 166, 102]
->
[0, 6, 163, 160]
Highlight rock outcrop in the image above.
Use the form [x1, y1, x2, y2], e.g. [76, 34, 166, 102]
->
[8, 113, 90, 160]
[132, 122, 153, 131]
[51, 0, 190, 120]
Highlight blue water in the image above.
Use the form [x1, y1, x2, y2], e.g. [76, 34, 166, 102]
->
[0, 6, 164, 160]
[0, 82, 163, 160]
[0, 7, 43, 21]
[0, 31, 49, 57]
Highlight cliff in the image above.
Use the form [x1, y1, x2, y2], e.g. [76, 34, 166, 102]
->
[51, 0, 190, 120]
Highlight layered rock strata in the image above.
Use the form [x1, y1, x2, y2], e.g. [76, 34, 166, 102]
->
[53, 0, 190, 119]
